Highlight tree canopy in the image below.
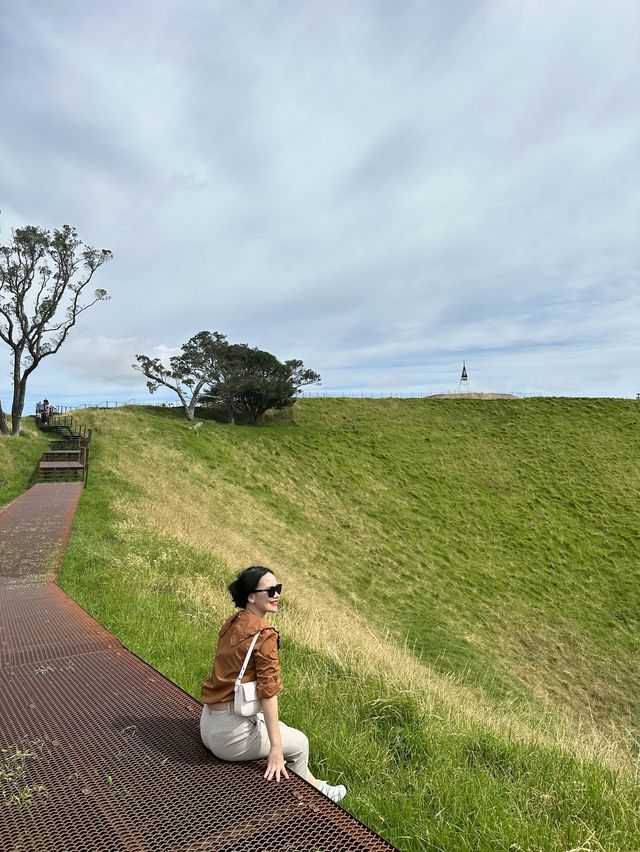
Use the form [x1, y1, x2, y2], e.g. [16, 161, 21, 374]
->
[205, 344, 320, 424]
[0, 224, 111, 435]
[133, 331, 229, 421]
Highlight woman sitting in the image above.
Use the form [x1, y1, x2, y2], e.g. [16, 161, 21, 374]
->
[200, 565, 347, 802]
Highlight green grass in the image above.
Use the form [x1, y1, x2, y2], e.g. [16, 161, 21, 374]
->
[56, 399, 640, 850]
[0, 417, 48, 508]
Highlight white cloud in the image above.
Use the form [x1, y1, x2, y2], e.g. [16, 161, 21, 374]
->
[0, 0, 638, 404]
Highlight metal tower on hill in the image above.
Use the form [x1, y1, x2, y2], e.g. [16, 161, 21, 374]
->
[457, 361, 470, 394]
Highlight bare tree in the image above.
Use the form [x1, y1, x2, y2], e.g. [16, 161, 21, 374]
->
[0, 224, 111, 435]
[133, 330, 228, 421]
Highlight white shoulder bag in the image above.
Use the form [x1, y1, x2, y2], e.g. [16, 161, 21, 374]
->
[233, 632, 262, 716]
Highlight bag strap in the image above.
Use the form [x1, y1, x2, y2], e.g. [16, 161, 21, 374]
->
[236, 632, 261, 684]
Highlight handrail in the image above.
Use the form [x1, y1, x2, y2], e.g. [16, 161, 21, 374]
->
[48, 415, 93, 443]
[37, 416, 92, 487]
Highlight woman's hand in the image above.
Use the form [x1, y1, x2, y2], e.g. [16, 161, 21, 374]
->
[264, 746, 289, 783]
[261, 695, 289, 782]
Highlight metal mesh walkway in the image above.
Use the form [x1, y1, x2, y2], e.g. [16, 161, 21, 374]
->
[0, 484, 396, 851]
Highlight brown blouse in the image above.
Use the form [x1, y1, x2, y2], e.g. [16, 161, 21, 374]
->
[201, 610, 283, 705]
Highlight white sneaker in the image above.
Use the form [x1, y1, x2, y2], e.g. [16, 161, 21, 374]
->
[318, 780, 347, 803]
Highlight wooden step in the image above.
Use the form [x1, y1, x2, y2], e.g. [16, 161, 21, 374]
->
[39, 461, 85, 470]
[49, 439, 83, 450]
[41, 454, 82, 464]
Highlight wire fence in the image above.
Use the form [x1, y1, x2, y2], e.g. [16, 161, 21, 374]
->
[48, 393, 532, 412]
[294, 390, 534, 399]
[50, 400, 181, 413]
[33, 389, 638, 413]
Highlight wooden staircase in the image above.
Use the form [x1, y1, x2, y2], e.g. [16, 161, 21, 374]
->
[37, 416, 92, 486]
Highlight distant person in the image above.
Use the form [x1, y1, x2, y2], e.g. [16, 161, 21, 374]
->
[200, 566, 347, 803]
[35, 400, 44, 423]
[41, 399, 50, 425]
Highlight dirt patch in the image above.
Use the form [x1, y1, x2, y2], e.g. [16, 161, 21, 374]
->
[428, 393, 519, 400]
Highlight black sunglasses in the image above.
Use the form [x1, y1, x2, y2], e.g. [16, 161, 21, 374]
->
[253, 583, 282, 598]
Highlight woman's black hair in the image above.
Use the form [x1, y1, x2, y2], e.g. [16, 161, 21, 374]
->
[228, 565, 271, 608]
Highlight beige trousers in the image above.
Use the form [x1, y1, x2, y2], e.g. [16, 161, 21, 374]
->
[200, 704, 310, 780]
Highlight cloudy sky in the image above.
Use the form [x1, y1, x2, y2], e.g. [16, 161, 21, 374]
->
[1, 0, 638, 408]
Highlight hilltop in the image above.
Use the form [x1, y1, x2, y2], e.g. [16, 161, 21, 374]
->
[46, 399, 640, 849]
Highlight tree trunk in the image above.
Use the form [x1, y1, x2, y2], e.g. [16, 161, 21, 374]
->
[10, 356, 27, 437]
[185, 381, 208, 421]
[173, 387, 194, 421]
[227, 401, 235, 425]
[0, 400, 7, 435]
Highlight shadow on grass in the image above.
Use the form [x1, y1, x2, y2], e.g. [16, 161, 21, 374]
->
[125, 404, 294, 427]
[27, 464, 39, 490]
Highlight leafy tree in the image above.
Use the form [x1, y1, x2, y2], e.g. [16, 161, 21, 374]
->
[133, 330, 228, 420]
[0, 224, 111, 436]
[206, 345, 320, 425]
[202, 342, 245, 425]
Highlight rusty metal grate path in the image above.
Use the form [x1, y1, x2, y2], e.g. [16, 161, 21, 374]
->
[0, 485, 396, 851]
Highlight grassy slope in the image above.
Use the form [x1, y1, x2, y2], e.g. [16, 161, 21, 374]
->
[58, 400, 640, 850]
[0, 417, 48, 508]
